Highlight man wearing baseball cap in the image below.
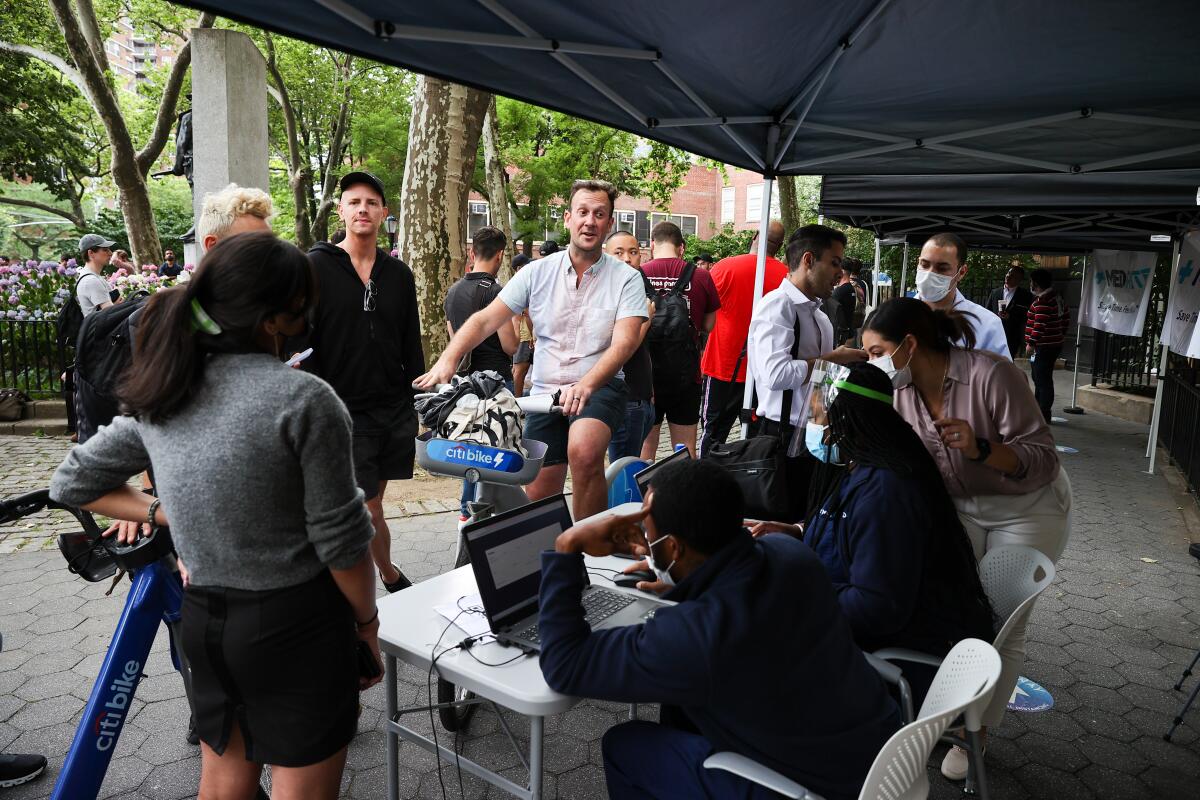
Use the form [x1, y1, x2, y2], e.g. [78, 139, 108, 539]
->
[304, 171, 422, 593]
[76, 233, 118, 316]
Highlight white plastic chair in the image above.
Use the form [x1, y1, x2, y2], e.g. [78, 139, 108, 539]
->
[702, 640, 1001, 800]
[873, 545, 1057, 798]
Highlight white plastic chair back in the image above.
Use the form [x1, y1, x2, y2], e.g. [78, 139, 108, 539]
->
[978, 544, 1055, 623]
[859, 640, 1001, 800]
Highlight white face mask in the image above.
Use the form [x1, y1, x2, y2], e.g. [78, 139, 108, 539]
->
[645, 533, 677, 588]
[916, 268, 959, 303]
[867, 340, 914, 389]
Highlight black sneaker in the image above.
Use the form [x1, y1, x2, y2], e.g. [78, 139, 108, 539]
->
[382, 563, 412, 593]
[186, 715, 200, 746]
[0, 753, 47, 788]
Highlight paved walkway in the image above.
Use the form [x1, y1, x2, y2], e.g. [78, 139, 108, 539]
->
[1, 374, 1199, 798]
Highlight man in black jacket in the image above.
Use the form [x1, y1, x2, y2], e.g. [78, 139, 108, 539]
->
[306, 171, 423, 592]
[539, 459, 901, 800]
[985, 265, 1034, 358]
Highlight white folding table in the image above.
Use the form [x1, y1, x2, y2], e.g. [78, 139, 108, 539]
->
[377, 555, 644, 800]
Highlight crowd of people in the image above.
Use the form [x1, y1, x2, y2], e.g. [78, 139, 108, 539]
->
[0, 171, 1074, 798]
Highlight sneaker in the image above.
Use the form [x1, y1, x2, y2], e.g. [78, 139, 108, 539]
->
[0, 753, 47, 788]
[940, 745, 970, 781]
[382, 563, 412, 593]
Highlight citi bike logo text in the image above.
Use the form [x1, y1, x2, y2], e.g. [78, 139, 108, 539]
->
[93, 659, 140, 751]
[446, 445, 507, 470]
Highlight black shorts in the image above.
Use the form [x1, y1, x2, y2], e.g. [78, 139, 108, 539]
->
[653, 379, 702, 426]
[514, 341, 535, 365]
[351, 404, 417, 498]
[523, 378, 627, 466]
[181, 571, 359, 767]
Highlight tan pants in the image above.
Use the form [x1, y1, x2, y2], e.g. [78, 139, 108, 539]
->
[954, 468, 1072, 727]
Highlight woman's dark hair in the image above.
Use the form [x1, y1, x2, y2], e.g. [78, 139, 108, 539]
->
[811, 361, 995, 637]
[864, 296, 976, 353]
[648, 458, 746, 555]
[120, 232, 317, 422]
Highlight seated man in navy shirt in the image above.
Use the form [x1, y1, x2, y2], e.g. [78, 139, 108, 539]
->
[538, 459, 901, 800]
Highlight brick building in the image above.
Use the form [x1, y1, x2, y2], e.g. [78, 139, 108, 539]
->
[467, 163, 780, 246]
[105, 18, 179, 92]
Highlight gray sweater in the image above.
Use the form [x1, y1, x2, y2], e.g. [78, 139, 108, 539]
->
[50, 353, 373, 590]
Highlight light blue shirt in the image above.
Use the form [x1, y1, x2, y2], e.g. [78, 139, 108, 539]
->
[498, 250, 648, 394]
[953, 290, 1012, 360]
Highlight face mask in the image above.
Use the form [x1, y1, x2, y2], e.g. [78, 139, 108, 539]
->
[868, 343, 913, 390]
[805, 422, 842, 464]
[644, 533, 677, 588]
[916, 268, 958, 303]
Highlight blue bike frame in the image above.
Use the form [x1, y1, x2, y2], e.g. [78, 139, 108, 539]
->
[52, 560, 184, 800]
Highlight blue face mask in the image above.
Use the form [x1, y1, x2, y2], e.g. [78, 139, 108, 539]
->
[805, 422, 842, 464]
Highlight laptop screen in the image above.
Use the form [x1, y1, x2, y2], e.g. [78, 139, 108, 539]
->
[634, 447, 692, 496]
[463, 494, 573, 630]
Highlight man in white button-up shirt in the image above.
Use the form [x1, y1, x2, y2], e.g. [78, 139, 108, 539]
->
[914, 233, 1012, 360]
[418, 180, 648, 518]
[747, 225, 867, 440]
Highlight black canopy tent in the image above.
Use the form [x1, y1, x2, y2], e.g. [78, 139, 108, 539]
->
[181, 0, 1200, 446]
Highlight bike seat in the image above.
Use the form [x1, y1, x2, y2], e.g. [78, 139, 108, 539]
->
[416, 432, 546, 485]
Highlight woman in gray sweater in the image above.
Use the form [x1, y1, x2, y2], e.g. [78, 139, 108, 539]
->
[50, 232, 379, 799]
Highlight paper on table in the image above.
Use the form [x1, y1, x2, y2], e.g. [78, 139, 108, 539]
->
[434, 592, 493, 639]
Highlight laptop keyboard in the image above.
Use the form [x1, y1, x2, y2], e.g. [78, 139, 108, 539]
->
[512, 588, 637, 645]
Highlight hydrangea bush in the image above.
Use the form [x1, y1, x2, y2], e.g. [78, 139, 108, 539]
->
[0, 259, 193, 321]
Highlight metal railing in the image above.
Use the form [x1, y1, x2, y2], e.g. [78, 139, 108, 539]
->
[1160, 363, 1200, 496]
[0, 321, 70, 397]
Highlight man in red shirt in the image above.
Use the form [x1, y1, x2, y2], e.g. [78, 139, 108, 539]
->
[640, 221, 721, 458]
[698, 220, 788, 457]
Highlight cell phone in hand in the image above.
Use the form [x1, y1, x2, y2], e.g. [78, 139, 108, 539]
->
[286, 347, 314, 367]
[356, 640, 382, 680]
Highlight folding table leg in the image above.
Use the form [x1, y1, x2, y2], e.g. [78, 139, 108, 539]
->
[386, 654, 399, 800]
[529, 716, 544, 800]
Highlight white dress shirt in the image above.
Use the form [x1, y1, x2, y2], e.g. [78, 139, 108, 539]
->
[952, 290, 1012, 360]
[747, 279, 834, 427]
[1002, 285, 1015, 306]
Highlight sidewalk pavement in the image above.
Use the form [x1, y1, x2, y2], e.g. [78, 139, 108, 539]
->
[1, 367, 1198, 798]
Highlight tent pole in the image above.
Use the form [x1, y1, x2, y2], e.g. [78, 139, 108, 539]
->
[740, 177, 775, 439]
[1146, 237, 1182, 472]
[899, 242, 910, 299]
[872, 236, 882, 308]
[1063, 253, 1089, 414]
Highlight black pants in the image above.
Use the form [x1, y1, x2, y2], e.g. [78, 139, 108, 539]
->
[1031, 345, 1061, 422]
[699, 375, 745, 457]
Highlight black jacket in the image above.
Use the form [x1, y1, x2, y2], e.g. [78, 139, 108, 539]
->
[538, 533, 902, 800]
[985, 285, 1034, 347]
[304, 243, 425, 412]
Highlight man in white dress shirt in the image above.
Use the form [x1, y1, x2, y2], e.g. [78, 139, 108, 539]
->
[914, 232, 1012, 360]
[747, 225, 867, 498]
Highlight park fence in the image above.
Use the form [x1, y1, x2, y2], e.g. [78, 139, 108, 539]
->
[0, 321, 70, 397]
[1160, 362, 1200, 498]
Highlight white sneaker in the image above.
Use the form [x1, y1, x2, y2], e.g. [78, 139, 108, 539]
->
[940, 745, 970, 781]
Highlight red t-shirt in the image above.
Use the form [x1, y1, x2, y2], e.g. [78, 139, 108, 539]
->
[700, 253, 789, 382]
[641, 258, 722, 332]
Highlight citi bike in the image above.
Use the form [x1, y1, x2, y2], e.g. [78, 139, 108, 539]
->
[413, 387, 649, 731]
[0, 492, 271, 799]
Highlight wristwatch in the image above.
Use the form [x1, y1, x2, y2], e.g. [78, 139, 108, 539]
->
[969, 437, 992, 463]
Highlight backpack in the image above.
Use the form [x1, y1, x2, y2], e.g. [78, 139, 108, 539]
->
[647, 261, 699, 386]
[851, 280, 867, 328]
[74, 293, 149, 443]
[55, 275, 89, 352]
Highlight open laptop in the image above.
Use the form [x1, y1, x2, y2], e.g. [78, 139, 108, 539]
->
[462, 494, 667, 652]
[633, 446, 692, 497]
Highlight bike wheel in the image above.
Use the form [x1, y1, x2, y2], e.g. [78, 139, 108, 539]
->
[437, 678, 477, 731]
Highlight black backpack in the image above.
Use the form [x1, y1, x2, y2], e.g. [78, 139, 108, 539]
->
[74, 293, 149, 443]
[55, 275, 88, 352]
[647, 261, 699, 387]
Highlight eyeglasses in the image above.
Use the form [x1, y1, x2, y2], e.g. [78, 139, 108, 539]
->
[363, 279, 376, 312]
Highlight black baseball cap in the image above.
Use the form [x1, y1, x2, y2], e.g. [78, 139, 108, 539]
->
[538, 239, 560, 256]
[338, 171, 386, 204]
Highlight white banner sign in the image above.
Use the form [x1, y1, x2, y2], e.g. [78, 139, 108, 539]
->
[1079, 249, 1157, 336]
[1160, 232, 1200, 358]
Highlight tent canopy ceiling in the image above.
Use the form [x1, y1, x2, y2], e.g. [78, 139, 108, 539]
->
[819, 169, 1200, 253]
[184, 0, 1200, 178]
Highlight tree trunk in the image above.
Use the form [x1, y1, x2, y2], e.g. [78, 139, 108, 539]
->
[776, 175, 802, 238]
[482, 95, 514, 281]
[397, 76, 489, 361]
[265, 35, 313, 249]
[311, 54, 355, 243]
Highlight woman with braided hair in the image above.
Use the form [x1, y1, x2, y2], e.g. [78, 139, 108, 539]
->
[752, 361, 994, 703]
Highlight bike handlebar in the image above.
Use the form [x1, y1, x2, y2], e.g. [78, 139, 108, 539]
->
[0, 488, 54, 524]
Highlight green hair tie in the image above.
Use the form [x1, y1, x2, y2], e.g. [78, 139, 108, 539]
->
[833, 379, 893, 406]
[190, 298, 222, 335]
